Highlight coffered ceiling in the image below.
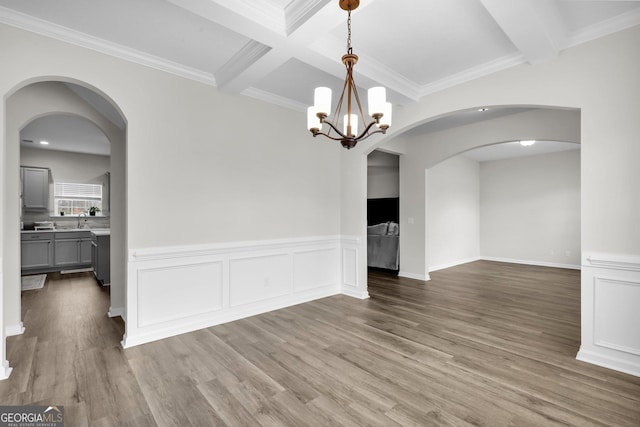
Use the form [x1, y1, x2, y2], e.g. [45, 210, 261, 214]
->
[2, 1, 639, 158]
[1, 0, 638, 112]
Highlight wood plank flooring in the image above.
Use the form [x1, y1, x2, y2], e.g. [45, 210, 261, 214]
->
[2, 261, 639, 426]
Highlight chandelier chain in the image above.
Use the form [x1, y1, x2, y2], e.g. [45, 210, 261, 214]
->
[347, 9, 352, 53]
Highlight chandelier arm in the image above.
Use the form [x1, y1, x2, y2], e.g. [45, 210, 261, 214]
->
[313, 131, 350, 142]
[353, 119, 385, 140]
[322, 119, 348, 139]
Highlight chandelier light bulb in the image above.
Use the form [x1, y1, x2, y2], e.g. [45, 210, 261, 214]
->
[314, 87, 332, 117]
[368, 87, 386, 117]
[307, 106, 321, 131]
[378, 102, 392, 128]
[343, 114, 358, 137]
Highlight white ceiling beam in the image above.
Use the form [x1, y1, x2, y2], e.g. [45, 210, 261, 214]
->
[479, 0, 567, 65]
[168, 0, 415, 100]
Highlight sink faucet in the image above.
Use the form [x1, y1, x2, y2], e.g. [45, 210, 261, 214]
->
[77, 212, 87, 229]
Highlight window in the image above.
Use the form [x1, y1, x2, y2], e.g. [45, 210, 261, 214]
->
[54, 182, 102, 216]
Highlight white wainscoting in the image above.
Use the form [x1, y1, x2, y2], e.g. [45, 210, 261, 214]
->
[122, 235, 361, 348]
[0, 259, 12, 380]
[578, 252, 640, 377]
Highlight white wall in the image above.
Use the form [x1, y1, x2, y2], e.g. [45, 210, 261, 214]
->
[367, 150, 399, 199]
[480, 150, 581, 268]
[341, 25, 640, 376]
[427, 155, 480, 272]
[399, 108, 580, 279]
[0, 22, 348, 359]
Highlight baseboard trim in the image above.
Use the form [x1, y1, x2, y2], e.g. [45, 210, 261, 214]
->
[398, 271, 430, 281]
[0, 360, 12, 380]
[108, 307, 125, 319]
[5, 322, 25, 337]
[429, 257, 481, 272]
[480, 256, 581, 270]
[341, 287, 370, 299]
[122, 286, 340, 348]
[577, 348, 640, 378]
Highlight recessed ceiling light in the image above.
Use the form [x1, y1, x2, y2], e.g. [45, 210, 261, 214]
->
[39, 140, 49, 145]
[478, 108, 488, 112]
[520, 140, 535, 147]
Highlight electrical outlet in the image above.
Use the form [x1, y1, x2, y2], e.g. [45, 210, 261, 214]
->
[565, 250, 571, 257]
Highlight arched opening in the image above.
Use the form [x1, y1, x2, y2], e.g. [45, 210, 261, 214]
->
[2, 79, 127, 376]
[366, 105, 580, 281]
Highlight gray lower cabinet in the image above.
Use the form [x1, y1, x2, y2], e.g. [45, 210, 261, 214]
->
[80, 238, 92, 264]
[21, 233, 53, 270]
[54, 232, 92, 267]
[22, 231, 92, 273]
[91, 233, 110, 285]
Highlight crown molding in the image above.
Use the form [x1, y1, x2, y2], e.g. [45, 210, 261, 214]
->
[214, 40, 272, 90]
[0, 6, 216, 86]
[285, 0, 330, 36]
[418, 52, 526, 98]
[566, 7, 640, 49]
[242, 87, 308, 112]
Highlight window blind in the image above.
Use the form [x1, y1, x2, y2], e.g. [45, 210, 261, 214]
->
[54, 182, 102, 199]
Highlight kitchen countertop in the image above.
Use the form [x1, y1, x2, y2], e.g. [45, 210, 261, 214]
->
[21, 228, 110, 235]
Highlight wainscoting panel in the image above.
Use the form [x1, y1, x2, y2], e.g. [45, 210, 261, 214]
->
[122, 236, 359, 348]
[293, 248, 339, 292]
[229, 253, 291, 307]
[137, 261, 224, 327]
[578, 252, 640, 377]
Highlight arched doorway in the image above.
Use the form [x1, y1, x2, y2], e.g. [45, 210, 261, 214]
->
[2, 78, 127, 377]
[371, 106, 581, 281]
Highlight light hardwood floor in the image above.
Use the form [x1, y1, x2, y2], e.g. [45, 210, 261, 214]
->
[2, 261, 639, 426]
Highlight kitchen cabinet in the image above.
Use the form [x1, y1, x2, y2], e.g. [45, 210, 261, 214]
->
[91, 232, 110, 285]
[21, 167, 49, 210]
[21, 233, 53, 270]
[54, 231, 92, 268]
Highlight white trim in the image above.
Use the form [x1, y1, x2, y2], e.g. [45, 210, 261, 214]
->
[214, 40, 272, 89]
[341, 287, 369, 299]
[579, 252, 640, 378]
[285, 0, 330, 35]
[584, 252, 640, 272]
[0, 361, 12, 380]
[481, 256, 581, 270]
[0, 6, 216, 86]
[122, 286, 339, 348]
[576, 349, 640, 378]
[242, 87, 308, 112]
[398, 271, 430, 281]
[123, 236, 359, 348]
[418, 52, 526, 97]
[429, 257, 481, 272]
[567, 7, 640, 50]
[129, 235, 344, 262]
[108, 307, 125, 319]
[5, 322, 25, 337]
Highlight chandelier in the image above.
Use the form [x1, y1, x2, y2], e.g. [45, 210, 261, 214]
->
[307, 0, 392, 149]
